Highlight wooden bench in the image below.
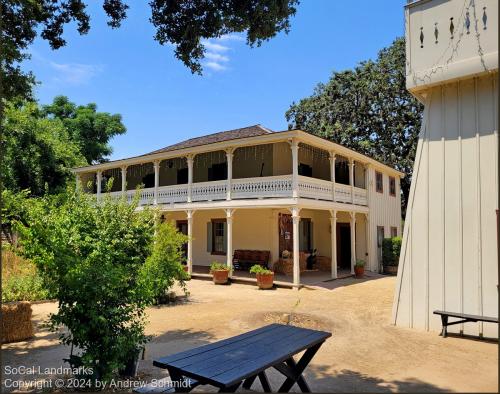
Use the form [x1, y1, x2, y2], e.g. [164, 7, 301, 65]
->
[433, 310, 498, 338]
[232, 249, 270, 271]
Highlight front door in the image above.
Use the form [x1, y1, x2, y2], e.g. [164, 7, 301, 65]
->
[377, 226, 385, 272]
[337, 223, 351, 270]
[278, 213, 293, 257]
[176, 220, 188, 263]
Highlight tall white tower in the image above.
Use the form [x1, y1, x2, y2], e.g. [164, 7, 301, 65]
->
[392, 0, 498, 338]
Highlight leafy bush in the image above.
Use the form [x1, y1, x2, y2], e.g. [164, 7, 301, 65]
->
[382, 237, 402, 266]
[355, 259, 365, 268]
[15, 189, 170, 381]
[2, 247, 51, 302]
[249, 264, 273, 275]
[139, 221, 189, 304]
[210, 261, 230, 272]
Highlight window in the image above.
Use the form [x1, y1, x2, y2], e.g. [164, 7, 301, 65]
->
[335, 161, 349, 184]
[177, 168, 188, 184]
[389, 176, 396, 196]
[142, 173, 155, 188]
[391, 227, 398, 237]
[298, 163, 313, 177]
[299, 219, 313, 252]
[375, 171, 383, 193]
[208, 219, 226, 255]
[208, 162, 227, 181]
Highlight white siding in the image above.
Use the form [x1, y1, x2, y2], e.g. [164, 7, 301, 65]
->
[393, 75, 499, 337]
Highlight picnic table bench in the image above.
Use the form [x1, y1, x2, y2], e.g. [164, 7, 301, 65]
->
[433, 310, 498, 338]
[151, 323, 331, 393]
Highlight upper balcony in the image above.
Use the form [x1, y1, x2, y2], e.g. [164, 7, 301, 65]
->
[74, 128, 403, 209]
[405, 0, 498, 94]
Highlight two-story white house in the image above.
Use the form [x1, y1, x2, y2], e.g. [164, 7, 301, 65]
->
[73, 125, 403, 288]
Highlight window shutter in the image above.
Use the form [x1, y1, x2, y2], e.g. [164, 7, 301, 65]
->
[223, 221, 227, 254]
[310, 221, 314, 250]
[207, 222, 212, 252]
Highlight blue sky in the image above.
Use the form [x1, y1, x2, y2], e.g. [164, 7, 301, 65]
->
[26, 1, 406, 161]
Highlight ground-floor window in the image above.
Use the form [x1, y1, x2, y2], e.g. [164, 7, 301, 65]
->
[207, 219, 226, 255]
[390, 226, 398, 237]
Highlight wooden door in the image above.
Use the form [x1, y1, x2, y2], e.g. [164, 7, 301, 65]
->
[337, 223, 351, 269]
[176, 220, 188, 262]
[278, 213, 293, 256]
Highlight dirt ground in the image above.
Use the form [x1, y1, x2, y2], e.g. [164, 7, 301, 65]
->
[2, 276, 498, 392]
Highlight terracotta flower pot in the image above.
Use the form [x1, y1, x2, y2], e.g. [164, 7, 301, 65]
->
[256, 272, 274, 289]
[183, 265, 189, 272]
[354, 266, 364, 278]
[212, 269, 229, 284]
[383, 265, 398, 275]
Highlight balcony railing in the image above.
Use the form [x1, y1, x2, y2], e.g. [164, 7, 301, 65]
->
[101, 175, 367, 206]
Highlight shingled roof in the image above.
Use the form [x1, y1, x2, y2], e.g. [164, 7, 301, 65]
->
[143, 124, 273, 155]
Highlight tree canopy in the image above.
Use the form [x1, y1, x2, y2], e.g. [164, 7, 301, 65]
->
[1, 0, 299, 100]
[1, 100, 86, 196]
[43, 96, 126, 164]
[285, 38, 423, 214]
[1, 96, 125, 196]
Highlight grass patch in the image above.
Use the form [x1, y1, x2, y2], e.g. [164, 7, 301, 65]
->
[2, 247, 51, 302]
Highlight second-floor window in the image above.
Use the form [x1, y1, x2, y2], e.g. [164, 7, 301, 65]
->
[389, 176, 396, 196]
[376, 172, 383, 193]
[208, 162, 227, 181]
[298, 163, 313, 177]
[177, 168, 188, 184]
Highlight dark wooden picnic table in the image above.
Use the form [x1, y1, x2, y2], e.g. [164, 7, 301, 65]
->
[153, 323, 331, 393]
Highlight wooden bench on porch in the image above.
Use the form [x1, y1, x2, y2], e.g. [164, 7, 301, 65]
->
[232, 250, 270, 271]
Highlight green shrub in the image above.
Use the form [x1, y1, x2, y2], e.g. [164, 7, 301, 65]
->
[382, 236, 402, 266]
[139, 221, 189, 304]
[355, 259, 365, 268]
[210, 262, 229, 272]
[15, 189, 173, 382]
[249, 264, 273, 275]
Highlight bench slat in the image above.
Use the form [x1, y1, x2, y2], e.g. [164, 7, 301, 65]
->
[433, 310, 498, 323]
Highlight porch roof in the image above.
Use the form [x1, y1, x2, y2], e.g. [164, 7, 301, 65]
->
[72, 125, 404, 178]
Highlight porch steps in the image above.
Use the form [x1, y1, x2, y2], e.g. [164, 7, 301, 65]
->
[190, 273, 295, 289]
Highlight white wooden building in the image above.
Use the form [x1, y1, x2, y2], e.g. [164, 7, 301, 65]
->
[392, 0, 498, 337]
[73, 126, 403, 287]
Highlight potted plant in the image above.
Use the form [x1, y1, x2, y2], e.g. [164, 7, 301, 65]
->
[354, 259, 365, 278]
[249, 264, 274, 289]
[382, 237, 401, 275]
[210, 262, 230, 284]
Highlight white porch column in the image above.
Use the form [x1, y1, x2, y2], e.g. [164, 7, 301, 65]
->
[187, 155, 194, 203]
[226, 148, 234, 200]
[226, 209, 235, 277]
[349, 158, 355, 204]
[330, 210, 338, 279]
[291, 207, 301, 288]
[121, 166, 127, 197]
[329, 152, 336, 201]
[96, 170, 102, 201]
[350, 211, 356, 274]
[153, 161, 160, 205]
[291, 140, 299, 198]
[186, 210, 194, 274]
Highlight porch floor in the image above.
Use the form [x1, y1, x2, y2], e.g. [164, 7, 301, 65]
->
[191, 265, 385, 289]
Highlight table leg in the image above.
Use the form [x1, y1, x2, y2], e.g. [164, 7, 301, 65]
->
[242, 375, 257, 389]
[258, 371, 272, 393]
[167, 367, 192, 393]
[277, 342, 323, 393]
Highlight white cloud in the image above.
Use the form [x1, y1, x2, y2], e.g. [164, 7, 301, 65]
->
[49, 62, 103, 85]
[204, 52, 229, 63]
[202, 40, 230, 53]
[201, 34, 245, 73]
[204, 61, 228, 72]
[217, 33, 245, 42]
